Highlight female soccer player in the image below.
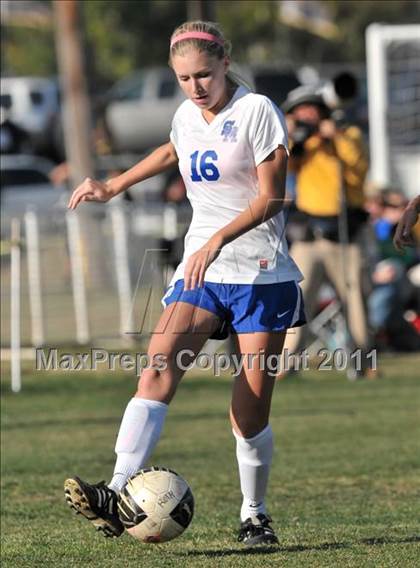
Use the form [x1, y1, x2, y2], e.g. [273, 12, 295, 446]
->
[64, 21, 305, 547]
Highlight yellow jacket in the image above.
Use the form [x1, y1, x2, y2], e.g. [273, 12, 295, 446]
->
[292, 128, 368, 216]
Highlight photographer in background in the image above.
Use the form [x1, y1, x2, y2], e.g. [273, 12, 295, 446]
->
[282, 86, 373, 375]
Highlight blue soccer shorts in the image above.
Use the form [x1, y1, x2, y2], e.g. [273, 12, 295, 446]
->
[161, 279, 306, 339]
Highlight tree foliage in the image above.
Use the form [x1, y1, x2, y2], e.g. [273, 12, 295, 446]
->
[1, 23, 57, 77]
[1, 0, 418, 84]
[327, 0, 420, 62]
[82, 0, 186, 85]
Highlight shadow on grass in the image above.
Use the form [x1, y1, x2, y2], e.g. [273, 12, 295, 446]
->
[176, 535, 420, 558]
[176, 542, 347, 557]
[359, 535, 420, 546]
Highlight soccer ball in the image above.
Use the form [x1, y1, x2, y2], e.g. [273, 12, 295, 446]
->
[118, 467, 194, 543]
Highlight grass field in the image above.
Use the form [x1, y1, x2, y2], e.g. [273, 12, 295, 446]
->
[1, 354, 420, 567]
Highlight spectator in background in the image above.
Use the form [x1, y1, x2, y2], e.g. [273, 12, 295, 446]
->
[0, 107, 32, 154]
[367, 190, 420, 351]
[394, 194, 420, 251]
[49, 161, 71, 188]
[282, 86, 372, 373]
[162, 169, 187, 205]
[160, 170, 188, 277]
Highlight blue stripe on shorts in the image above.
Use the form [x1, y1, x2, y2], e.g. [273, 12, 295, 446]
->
[161, 280, 306, 340]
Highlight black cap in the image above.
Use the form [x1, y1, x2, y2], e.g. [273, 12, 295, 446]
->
[282, 86, 328, 114]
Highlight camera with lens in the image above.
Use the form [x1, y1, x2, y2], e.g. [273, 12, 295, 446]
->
[284, 73, 359, 158]
[289, 121, 319, 157]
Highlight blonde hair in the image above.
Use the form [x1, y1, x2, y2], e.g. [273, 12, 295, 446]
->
[169, 21, 253, 91]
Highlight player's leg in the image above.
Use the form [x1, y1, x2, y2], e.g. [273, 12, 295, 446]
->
[65, 301, 221, 537]
[230, 331, 286, 546]
[108, 300, 221, 491]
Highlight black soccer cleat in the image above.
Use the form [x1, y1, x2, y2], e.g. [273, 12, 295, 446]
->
[237, 513, 279, 547]
[64, 476, 124, 538]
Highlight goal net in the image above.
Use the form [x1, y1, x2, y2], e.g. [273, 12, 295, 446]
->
[366, 24, 420, 198]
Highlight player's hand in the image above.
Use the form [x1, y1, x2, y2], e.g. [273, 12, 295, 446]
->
[393, 204, 418, 251]
[319, 119, 337, 140]
[183, 235, 223, 291]
[67, 177, 115, 210]
[285, 115, 295, 137]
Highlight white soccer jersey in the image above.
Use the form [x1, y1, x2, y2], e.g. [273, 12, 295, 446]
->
[169, 86, 303, 285]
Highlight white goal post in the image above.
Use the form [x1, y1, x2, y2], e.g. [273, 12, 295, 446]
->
[366, 24, 420, 197]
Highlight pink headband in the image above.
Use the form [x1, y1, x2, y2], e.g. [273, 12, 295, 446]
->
[170, 31, 224, 49]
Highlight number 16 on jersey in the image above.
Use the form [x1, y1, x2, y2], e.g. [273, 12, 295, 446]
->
[190, 150, 220, 182]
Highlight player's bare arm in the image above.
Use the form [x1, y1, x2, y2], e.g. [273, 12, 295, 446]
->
[67, 141, 178, 210]
[183, 146, 287, 290]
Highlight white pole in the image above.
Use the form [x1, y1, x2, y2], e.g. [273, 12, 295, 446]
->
[163, 203, 178, 241]
[24, 210, 45, 347]
[66, 211, 90, 344]
[381, 24, 420, 41]
[10, 218, 22, 393]
[111, 205, 134, 337]
[366, 24, 390, 188]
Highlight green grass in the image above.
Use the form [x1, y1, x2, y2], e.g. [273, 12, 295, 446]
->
[1, 355, 420, 567]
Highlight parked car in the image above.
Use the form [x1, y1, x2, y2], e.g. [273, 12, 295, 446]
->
[0, 77, 63, 160]
[1, 154, 68, 235]
[103, 65, 301, 154]
[104, 67, 184, 153]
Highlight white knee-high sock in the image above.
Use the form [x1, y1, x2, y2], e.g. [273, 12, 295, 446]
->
[108, 398, 168, 493]
[233, 424, 274, 522]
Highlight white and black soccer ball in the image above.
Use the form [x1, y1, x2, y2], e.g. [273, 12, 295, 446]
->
[118, 467, 194, 543]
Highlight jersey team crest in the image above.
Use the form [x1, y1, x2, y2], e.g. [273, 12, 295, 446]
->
[221, 120, 238, 142]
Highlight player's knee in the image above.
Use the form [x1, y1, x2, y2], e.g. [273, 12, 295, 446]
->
[135, 367, 173, 401]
